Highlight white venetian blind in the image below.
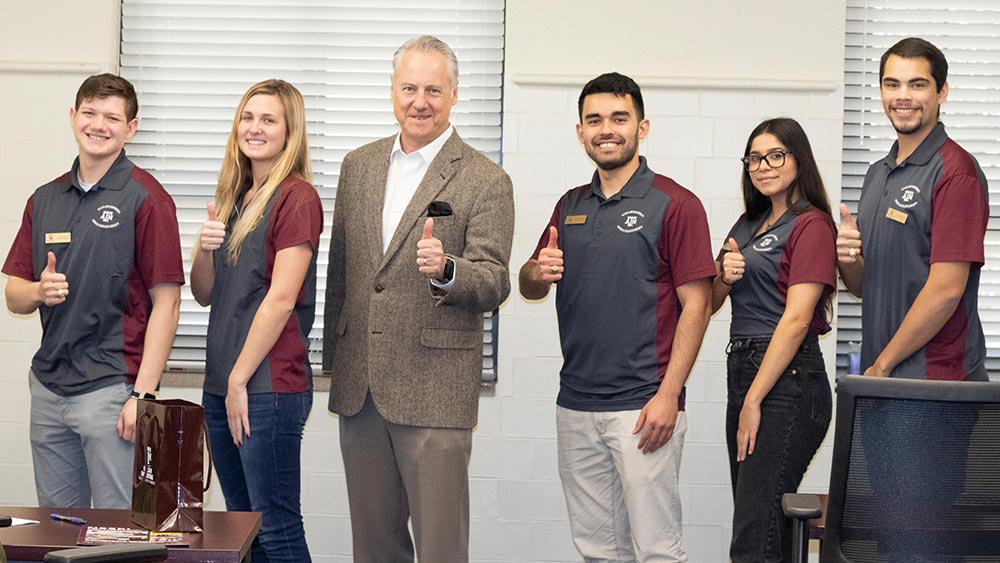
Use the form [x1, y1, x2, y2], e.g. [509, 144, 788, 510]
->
[839, 0, 1000, 376]
[119, 0, 506, 380]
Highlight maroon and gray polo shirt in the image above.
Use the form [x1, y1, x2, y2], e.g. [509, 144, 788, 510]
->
[721, 205, 836, 338]
[2, 151, 184, 396]
[531, 157, 716, 412]
[204, 175, 323, 396]
[857, 123, 988, 380]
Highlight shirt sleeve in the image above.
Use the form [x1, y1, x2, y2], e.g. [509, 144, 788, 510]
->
[786, 212, 837, 289]
[2, 195, 36, 280]
[272, 180, 324, 253]
[134, 194, 185, 288]
[930, 173, 987, 266]
[530, 199, 563, 260]
[663, 193, 717, 288]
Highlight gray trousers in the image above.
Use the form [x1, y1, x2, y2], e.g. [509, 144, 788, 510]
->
[28, 370, 133, 509]
[339, 393, 472, 563]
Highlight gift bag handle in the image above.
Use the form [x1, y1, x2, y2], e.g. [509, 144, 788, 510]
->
[201, 419, 213, 493]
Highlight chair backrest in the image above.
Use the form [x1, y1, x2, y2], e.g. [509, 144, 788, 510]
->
[823, 376, 1000, 562]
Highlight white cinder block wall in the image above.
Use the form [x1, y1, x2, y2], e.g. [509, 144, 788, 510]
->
[0, 1, 846, 562]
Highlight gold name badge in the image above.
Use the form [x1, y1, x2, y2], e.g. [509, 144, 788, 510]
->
[885, 208, 908, 224]
[45, 232, 72, 244]
[565, 215, 587, 225]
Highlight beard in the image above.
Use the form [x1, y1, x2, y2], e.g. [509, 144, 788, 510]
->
[585, 134, 639, 171]
[890, 116, 923, 135]
[887, 106, 930, 136]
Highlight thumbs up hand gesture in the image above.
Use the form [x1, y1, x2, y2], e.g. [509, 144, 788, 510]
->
[416, 218, 446, 279]
[538, 226, 564, 283]
[837, 204, 862, 264]
[39, 251, 69, 306]
[721, 238, 745, 285]
[199, 202, 226, 252]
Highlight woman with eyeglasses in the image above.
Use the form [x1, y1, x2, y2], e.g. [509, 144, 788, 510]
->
[712, 117, 835, 562]
[190, 79, 322, 563]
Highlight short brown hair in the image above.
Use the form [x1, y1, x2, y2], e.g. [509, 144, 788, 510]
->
[880, 37, 948, 93]
[75, 73, 139, 121]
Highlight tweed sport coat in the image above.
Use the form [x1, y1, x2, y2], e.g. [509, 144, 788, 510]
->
[322, 130, 514, 429]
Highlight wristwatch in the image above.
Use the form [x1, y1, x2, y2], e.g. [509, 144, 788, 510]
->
[439, 257, 455, 283]
[130, 390, 157, 400]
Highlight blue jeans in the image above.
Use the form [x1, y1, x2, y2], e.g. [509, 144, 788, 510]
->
[203, 391, 312, 563]
[726, 335, 831, 563]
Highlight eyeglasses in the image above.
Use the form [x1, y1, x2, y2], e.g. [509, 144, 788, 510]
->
[740, 150, 791, 172]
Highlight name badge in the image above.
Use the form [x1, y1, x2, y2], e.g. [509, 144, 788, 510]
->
[45, 232, 72, 244]
[565, 215, 587, 225]
[885, 208, 908, 224]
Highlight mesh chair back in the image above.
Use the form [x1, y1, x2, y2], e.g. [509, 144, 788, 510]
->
[823, 376, 1000, 563]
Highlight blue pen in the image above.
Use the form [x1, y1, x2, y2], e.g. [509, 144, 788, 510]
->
[50, 513, 87, 525]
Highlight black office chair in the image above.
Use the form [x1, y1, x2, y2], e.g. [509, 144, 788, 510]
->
[42, 544, 167, 563]
[784, 375, 1000, 562]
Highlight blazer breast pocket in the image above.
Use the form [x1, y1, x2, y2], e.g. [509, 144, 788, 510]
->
[424, 214, 456, 228]
[420, 327, 478, 350]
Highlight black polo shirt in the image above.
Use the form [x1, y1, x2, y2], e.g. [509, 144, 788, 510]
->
[3, 151, 184, 396]
[532, 157, 716, 412]
[857, 123, 988, 380]
[722, 205, 836, 338]
[204, 176, 323, 396]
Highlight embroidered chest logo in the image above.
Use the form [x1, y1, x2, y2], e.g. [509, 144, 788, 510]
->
[894, 185, 921, 209]
[617, 210, 645, 233]
[92, 205, 122, 229]
[752, 234, 780, 252]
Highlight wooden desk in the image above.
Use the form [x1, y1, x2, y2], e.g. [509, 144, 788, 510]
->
[0, 507, 260, 563]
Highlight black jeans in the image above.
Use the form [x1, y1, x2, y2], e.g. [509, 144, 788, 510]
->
[726, 335, 832, 563]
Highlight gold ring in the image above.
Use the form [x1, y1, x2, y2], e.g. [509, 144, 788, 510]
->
[849, 247, 857, 258]
[550, 265, 559, 274]
[732, 268, 738, 275]
[58, 288, 66, 297]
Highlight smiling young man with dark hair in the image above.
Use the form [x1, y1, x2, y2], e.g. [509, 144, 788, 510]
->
[3, 73, 183, 509]
[520, 72, 715, 562]
[837, 37, 988, 381]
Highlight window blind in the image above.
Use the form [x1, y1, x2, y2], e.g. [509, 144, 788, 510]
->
[839, 0, 1000, 376]
[119, 0, 506, 381]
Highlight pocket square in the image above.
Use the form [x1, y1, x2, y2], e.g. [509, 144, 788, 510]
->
[427, 201, 453, 217]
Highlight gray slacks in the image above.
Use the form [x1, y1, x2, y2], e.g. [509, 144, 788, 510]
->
[339, 393, 472, 563]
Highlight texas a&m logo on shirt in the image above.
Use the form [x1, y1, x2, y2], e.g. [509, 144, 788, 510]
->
[92, 205, 122, 229]
[894, 185, 921, 209]
[617, 210, 645, 233]
[752, 233, 780, 252]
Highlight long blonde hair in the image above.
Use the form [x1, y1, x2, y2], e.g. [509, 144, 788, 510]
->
[216, 79, 311, 264]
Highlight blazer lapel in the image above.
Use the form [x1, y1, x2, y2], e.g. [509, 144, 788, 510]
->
[381, 131, 463, 265]
[361, 138, 393, 268]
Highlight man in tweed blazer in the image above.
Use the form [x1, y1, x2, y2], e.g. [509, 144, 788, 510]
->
[322, 35, 514, 563]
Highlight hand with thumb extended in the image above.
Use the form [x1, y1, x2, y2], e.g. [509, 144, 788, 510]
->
[538, 226, 564, 283]
[416, 217, 446, 279]
[199, 201, 226, 252]
[721, 237, 745, 285]
[837, 203, 862, 264]
[39, 251, 69, 306]
[421, 217, 434, 240]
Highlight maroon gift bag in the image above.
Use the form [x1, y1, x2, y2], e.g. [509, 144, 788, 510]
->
[131, 399, 212, 532]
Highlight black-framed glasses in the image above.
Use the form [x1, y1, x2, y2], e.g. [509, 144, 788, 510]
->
[740, 149, 791, 172]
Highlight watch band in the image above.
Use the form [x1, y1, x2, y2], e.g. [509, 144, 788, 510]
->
[130, 390, 157, 400]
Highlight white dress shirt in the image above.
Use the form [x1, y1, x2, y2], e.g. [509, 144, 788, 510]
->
[383, 126, 455, 291]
